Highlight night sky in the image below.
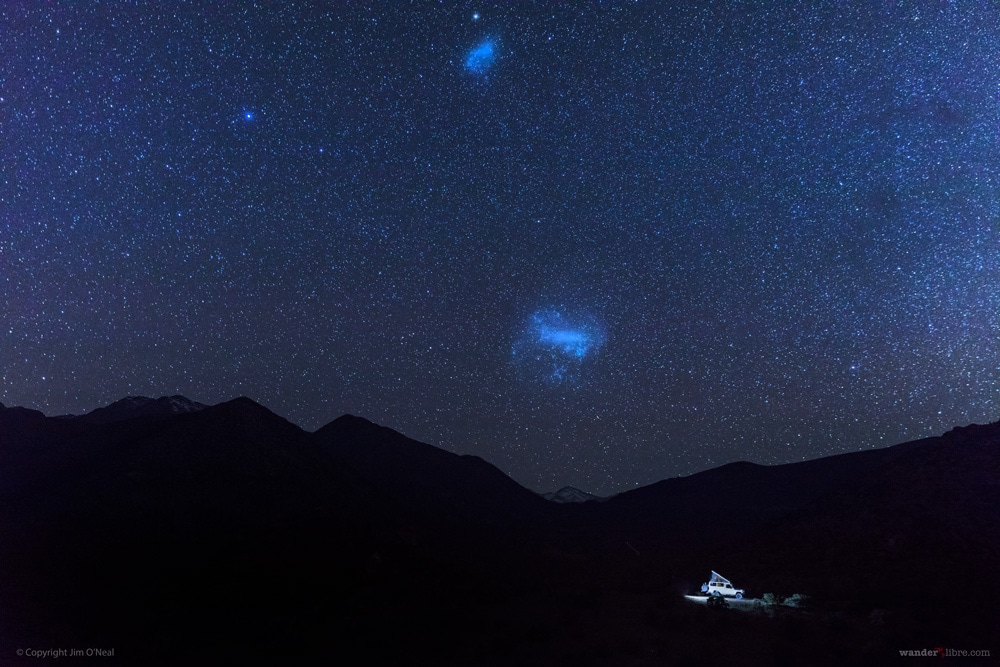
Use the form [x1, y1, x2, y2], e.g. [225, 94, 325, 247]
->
[3, 2, 999, 495]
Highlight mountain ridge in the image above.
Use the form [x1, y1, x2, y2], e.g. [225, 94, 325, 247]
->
[540, 486, 602, 503]
[9, 395, 997, 495]
[1, 394, 998, 664]
[74, 394, 208, 424]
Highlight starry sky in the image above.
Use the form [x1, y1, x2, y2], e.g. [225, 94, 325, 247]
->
[3, 1, 1000, 495]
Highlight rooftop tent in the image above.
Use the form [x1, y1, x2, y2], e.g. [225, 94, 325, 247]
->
[709, 571, 731, 586]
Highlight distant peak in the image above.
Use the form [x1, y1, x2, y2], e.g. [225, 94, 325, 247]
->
[220, 395, 258, 406]
[100, 395, 204, 410]
[314, 414, 385, 435]
[314, 415, 453, 458]
[944, 421, 1000, 439]
[541, 486, 602, 503]
[0, 404, 46, 421]
[210, 397, 301, 423]
[214, 396, 271, 412]
[332, 414, 376, 426]
[80, 395, 207, 425]
[110, 396, 154, 406]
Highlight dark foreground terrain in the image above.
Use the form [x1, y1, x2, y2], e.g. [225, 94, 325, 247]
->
[2, 397, 998, 665]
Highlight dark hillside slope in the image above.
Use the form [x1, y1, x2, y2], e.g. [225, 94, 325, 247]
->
[0, 403, 88, 495]
[587, 422, 1000, 651]
[3, 398, 998, 665]
[313, 414, 557, 547]
[589, 444, 912, 550]
[1, 399, 408, 660]
[729, 423, 1000, 641]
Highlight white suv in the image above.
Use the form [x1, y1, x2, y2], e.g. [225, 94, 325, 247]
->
[702, 579, 745, 599]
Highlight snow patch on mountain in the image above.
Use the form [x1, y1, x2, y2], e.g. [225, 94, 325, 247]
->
[79, 395, 207, 424]
[540, 486, 602, 503]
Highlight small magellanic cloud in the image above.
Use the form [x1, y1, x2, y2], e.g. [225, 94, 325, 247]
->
[465, 38, 496, 74]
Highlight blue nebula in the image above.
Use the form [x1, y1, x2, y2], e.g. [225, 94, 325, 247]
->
[465, 39, 496, 74]
[512, 310, 606, 386]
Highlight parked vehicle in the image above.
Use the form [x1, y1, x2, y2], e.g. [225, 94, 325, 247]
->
[700, 571, 745, 599]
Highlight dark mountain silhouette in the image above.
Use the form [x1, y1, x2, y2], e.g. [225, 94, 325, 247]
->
[313, 414, 555, 549]
[541, 486, 602, 503]
[0, 401, 89, 495]
[582, 423, 1000, 655]
[1, 396, 205, 495]
[1, 398, 412, 662]
[735, 423, 1000, 611]
[1, 397, 997, 665]
[74, 394, 207, 424]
